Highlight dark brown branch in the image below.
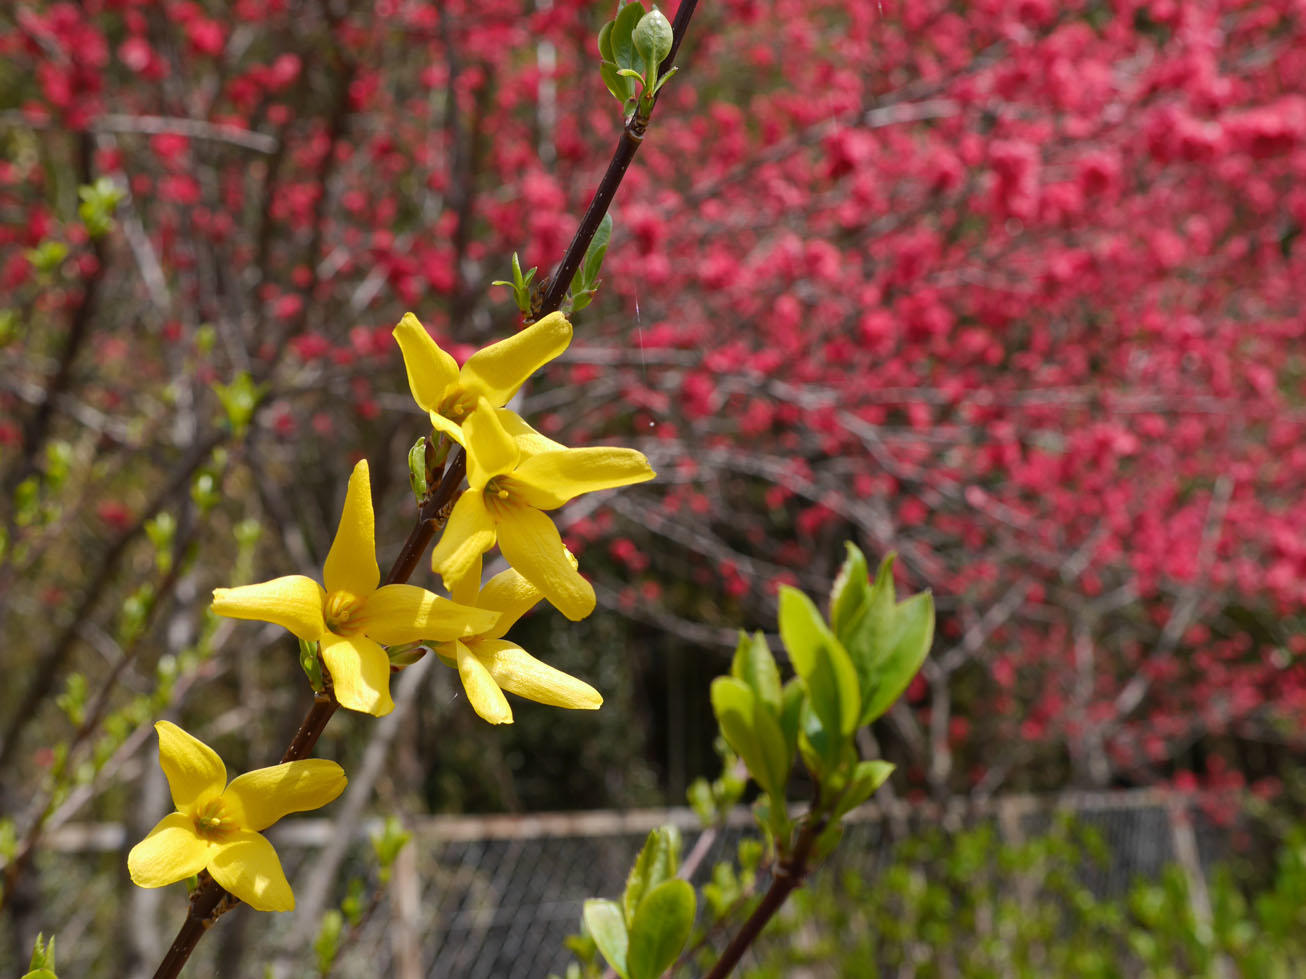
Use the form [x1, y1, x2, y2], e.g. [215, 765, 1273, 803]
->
[703, 810, 830, 979]
[539, 0, 699, 314]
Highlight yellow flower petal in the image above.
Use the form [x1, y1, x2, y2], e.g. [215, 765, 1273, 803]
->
[455, 640, 513, 724]
[394, 312, 459, 414]
[323, 460, 379, 598]
[154, 721, 226, 811]
[461, 311, 572, 405]
[127, 812, 211, 888]
[356, 583, 498, 643]
[320, 633, 395, 716]
[211, 575, 327, 641]
[496, 409, 567, 458]
[222, 760, 347, 832]
[495, 504, 595, 621]
[469, 638, 603, 710]
[429, 410, 466, 448]
[462, 400, 519, 490]
[430, 491, 497, 593]
[511, 447, 656, 510]
[476, 567, 543, 640]
[209, 830, 294, 912]
[449, 552, 484, 608]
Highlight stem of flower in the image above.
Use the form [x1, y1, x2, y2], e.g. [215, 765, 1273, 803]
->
[702, 802, 830, 979]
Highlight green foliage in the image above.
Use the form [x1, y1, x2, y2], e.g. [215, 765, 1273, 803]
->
[212, 371, 265, 436]
[582, 825, 697, 979]
[77, 177, 125, 238]
[583, 899, 629, 977]
[491, 251, 538, 316]
[25, 240, 67, 276]
[370, 815, 412, 885]
[598, 3, 678, 113]
[313, 909, 344, 975]
[627, 879, 696, 979]
[22, 932, 56, 979]
[827, 548, 935, 726]
[299, 639, 325, 692]
[568, 213, 613, 313]
[623, 826, 682, 925]
[407, 436, 429, 501]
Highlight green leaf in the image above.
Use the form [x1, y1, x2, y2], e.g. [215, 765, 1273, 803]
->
[299, 639, 324, 692]
[600, 61, 637, 104]
[798, 700, 837, 778]
[612, 1, 646, 72]
[632, 8, 673, 87]
[803, 629, 861, 738]
[858, 591, 935, 725]
[623, 826, 681, 926]
[835, 760, 895, 818]
[584, 899, 629, 978]
[829, 543, 871, 639]
[628, 879, 696, 979]
[779, 678, 805, 754]
[28, 933, 55, 972]
[777, 586, 827, 677]
[598, 20, 616, 62]
[730, 631, 781, 714]
[313, 910, 343, 974]
[408, 436, 429, 500]
[711, 677, 779, 796]
[582, 212, 613, 287]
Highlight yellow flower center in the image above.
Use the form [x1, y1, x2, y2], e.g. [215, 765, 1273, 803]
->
[191, 797, 236, 842]
[324, 590, 364, 636]
[439, 388, 477, 423]
[484, 477, 516, 514]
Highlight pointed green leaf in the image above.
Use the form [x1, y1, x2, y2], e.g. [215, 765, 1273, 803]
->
[628, 880, 696, 979]
[829, 543, 871, 639]
[623, 826, 681, 926]
[804, 630, 861, 738]
[598, 20, 616, 63]
[752, 700, 792, 799]
[582, 213, 613, 286]
[835, 760, 895, 818]
[731, 631, 781, 714]
[711, 677, 778, 796]
[584, 899, 629, 979]
[777, 586, 827, 677]
[859, 591, 934, 725]
[600, 61, 636, 104]
[612, 1, 646, 72]
[839, 554, 898, 722]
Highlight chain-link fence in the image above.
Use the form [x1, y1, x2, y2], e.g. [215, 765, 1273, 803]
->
[14, 789, 1238, 977]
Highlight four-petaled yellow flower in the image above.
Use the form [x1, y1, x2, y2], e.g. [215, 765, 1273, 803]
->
[393, 310, 572, 448]
[128, 721, 346, 911]
[442, 565, 603, 724]
[211, 460, 498, 716]
[430, 398, 655, 621]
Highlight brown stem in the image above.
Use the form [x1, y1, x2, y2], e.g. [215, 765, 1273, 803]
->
[702, 811, 830, 979]
[539, 0, 699, 314]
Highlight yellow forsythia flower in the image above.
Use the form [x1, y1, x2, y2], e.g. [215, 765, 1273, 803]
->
[430, 398, 654, 621]
[393, 309, 572, 447]
[128, 721, 345, 911]
[211, 460, 497, 715]
[441, 565, 602, 724]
